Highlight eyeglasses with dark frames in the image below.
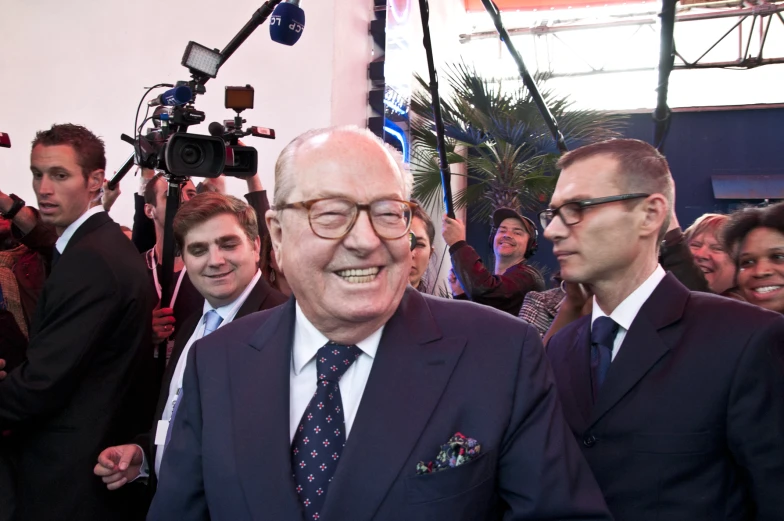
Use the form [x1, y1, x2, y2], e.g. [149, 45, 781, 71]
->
[274, 197, 417, 240]
[538, 193, 650, 229]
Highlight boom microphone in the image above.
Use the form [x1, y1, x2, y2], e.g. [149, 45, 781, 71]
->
[148, 85, 193, 107]
[270, 0, 305, 46]
[208, 121, 225, 137]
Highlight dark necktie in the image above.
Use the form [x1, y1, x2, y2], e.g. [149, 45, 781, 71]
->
[590, 316, 619, 398]
[51, 246, 61, 268]
[292, 342, 362, 520]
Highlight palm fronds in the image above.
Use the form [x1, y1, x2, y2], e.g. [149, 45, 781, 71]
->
[411, 61, 625, 220]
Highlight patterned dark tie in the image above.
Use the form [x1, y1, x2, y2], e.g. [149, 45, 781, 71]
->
[590, 316, 619, 398]
[292, 342, 362, 520]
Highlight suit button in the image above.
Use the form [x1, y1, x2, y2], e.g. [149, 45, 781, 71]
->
[583, 435, 597, 447]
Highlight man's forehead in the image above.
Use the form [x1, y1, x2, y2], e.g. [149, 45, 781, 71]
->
[290, 134, 404, 198]
[30, 144, 79, 167]
[552, 154, 621, 203]
[497, 217, 526, 231]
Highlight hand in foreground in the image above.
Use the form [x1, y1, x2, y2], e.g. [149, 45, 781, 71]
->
[441, 215, 466, 247]
[102, 179, 121, 212]
[0, 359, 6, 380]
[152, 307, 175, 344]
[94, 444, 144, 490]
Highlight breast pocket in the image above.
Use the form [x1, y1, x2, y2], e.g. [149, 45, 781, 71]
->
[405, 449, 496, 505]
[632, 431, 716, 454]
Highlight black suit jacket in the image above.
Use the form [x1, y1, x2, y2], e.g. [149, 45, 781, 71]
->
[148, 288, 612, 521]
[138, 275, 286, 484]
[547, 273, 784, 521]
[0, 212, 157, 521]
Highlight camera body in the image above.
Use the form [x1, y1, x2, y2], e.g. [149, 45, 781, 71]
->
[135, 85, 266, 179]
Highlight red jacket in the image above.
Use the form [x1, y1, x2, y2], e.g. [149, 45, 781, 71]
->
[450, 241, 545, 316]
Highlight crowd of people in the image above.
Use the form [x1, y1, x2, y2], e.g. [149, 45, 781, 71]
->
[0, 122, 782, 521]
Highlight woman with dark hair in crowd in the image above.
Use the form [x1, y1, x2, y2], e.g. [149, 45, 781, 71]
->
[724, 202, 784, 314]
[409, 201, 436, 292]
[684, 213, 738, 296]
[260, 234, 292, 297]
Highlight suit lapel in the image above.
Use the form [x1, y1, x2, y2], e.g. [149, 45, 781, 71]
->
[566, 318, 594, 427]
[320, 289, 466, 521]
[61, 212, 112, 256]
[235, 277, 273, 319]
[230, 299, 303, 521]
[589, 274, 689, 428]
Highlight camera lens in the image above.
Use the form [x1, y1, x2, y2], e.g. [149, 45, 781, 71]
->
[180, 144, 204, 166]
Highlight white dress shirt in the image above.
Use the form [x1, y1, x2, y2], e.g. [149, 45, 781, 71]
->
[289, 303, 383, 442]
[54, 205, 104, 252]
[151, 270, 262, 476]
[591, 265, 666, 361]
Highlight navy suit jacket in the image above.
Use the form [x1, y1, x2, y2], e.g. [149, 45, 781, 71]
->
[148, 288, 611, 521]
[134, 274, 287, 488]
[547, 273, 784, 521]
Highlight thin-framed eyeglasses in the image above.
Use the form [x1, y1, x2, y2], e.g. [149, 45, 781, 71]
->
[538, 193, 650, 229]
[274, 197, 417, 240]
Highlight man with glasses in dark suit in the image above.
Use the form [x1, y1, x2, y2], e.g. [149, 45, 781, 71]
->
[542, 138, 784, 521]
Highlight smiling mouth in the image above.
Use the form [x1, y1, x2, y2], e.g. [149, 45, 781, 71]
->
[206, 272, 232, 280]
[751, 285, 783, 296]
[336, 267, 380, 284]
[698, 266, 714, 274]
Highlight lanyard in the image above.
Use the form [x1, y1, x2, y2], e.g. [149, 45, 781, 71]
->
[147, 248, 186, 308]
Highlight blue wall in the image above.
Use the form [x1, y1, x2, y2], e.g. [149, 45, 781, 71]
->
[466, 106, 784, 284]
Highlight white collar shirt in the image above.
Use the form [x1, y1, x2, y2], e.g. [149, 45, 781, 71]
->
[289, 303, 383, 442]
[591, 265, 667, 361]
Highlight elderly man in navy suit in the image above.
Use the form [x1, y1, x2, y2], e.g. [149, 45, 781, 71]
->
[542, 138, 784, 521]
[147, 126, 611, 521]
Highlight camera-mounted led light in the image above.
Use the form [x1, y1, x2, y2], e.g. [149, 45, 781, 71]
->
[181, 41, 222, 78]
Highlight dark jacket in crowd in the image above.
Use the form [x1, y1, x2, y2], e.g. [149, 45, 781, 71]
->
[450, 240, 545, 316]
[659, 227, 710, 292]
[0, 212, 157, 521]
[131, 189, 272, 254]
[547, 274, 784, 521]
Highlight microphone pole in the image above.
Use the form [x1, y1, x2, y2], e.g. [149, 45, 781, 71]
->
[194, 0, 284, 87]
[480, 0, 568, 154]
[107, 153, 136, 190]
[417, 0, 455, 219]
[653, 0, 676, 152]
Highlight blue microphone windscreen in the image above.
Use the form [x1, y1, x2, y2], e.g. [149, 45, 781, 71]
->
[270, 2, 305, 46]
[162, 86, 192, 106]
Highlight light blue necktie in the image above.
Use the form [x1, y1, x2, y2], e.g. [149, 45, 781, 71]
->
[202, 309, 223, 336]
[164, 310, 224, 450]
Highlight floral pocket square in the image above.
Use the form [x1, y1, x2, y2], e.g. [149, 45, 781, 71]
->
[416, 432, 482, 475]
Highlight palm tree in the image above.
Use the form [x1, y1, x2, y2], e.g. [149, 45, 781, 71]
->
[410, 61, 626, 221]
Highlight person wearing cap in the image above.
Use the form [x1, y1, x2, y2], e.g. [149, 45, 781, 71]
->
[442, 207, 545, 315]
